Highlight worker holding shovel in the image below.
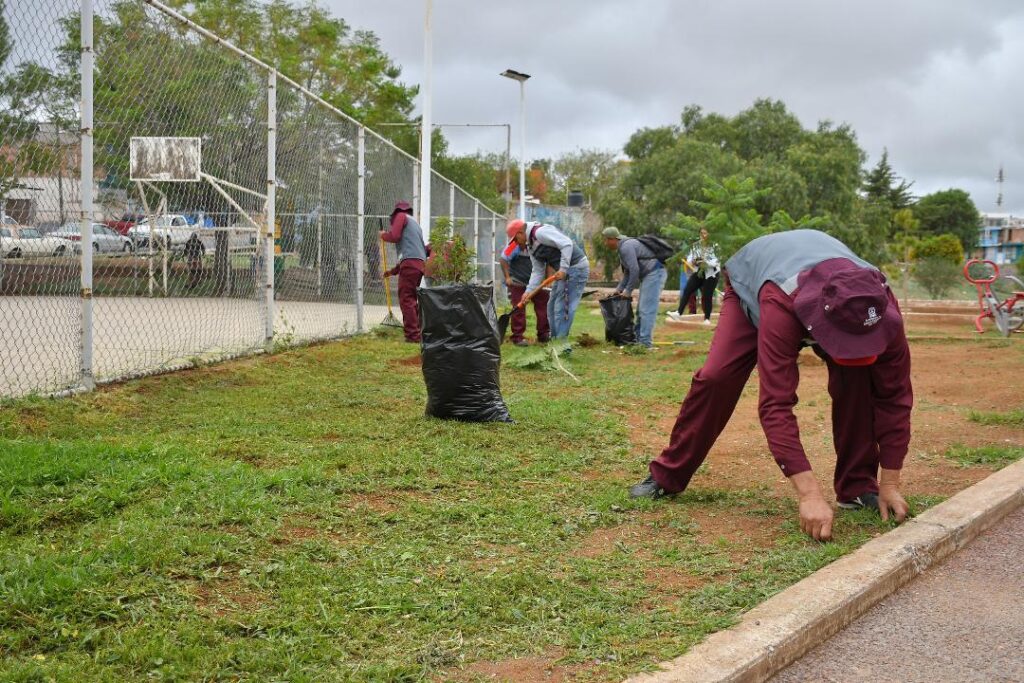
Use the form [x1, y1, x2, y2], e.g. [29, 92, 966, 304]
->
[630, 230, 913, 542]
[499, 239, 550, 346]
[506, 219, 590, 341]
[380, 201, 426, 343]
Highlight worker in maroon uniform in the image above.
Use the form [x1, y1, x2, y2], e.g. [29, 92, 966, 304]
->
[380, 201, 427, 343]
[630, 229, 913, 541]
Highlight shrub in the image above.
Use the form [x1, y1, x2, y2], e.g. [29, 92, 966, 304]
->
[913, 255, 960, 299]
[426, 216, 476, 283]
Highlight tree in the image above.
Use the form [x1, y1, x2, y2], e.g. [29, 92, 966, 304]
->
[664, 175, 771, 262]
[550, 148, 622, 206]
[863, 149, 914, 209]
[913, 257, 960, 299]
[913, 233, 964, 264]
[913, 189, 980, 252]
[167, 0, 417, 130]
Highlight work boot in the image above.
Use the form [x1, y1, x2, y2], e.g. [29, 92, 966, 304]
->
[837, 492, 880, 511]
[628, 474, 672, 500]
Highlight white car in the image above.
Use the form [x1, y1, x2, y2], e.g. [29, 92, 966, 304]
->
[0, 225, 76, 258]
[127, 214, 196, 250]
[48, 223, 134, 254]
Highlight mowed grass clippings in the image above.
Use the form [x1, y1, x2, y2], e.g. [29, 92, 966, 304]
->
[0, 309, 960, 681]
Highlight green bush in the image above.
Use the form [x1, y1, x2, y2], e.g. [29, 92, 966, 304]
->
[913, 233, 964, 265]
[913, 255, 961, 299]
[427, 216, 475, 283]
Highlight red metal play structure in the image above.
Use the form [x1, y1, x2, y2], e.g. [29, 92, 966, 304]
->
[963, 259, 1024, 336]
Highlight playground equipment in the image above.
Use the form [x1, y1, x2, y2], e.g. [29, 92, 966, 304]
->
[963, 259, 1024, 336]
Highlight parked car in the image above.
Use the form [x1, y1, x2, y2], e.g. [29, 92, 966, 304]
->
[106, 212, 147, 236]
[48, 223, 134, 254]
[0, 225, 76, 258]
[127, 214, 196, 250]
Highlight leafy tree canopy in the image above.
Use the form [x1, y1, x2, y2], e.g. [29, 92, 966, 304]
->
[913, 189, 980, 252]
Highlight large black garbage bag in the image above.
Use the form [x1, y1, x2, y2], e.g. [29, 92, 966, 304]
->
[600, 296, 636, 345]
[418, 284, 513, 422]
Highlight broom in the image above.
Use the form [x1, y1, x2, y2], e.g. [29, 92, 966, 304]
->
[497, 272, 560, 342]
[379, 238, 403, 327]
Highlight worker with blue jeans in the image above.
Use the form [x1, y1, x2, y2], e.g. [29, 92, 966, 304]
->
[506, 219, 590, 340]
[603, 227, 668, 347]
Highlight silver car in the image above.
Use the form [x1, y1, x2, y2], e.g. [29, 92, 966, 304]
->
[48, 223, 134, 254]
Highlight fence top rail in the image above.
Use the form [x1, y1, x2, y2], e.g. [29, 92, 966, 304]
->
[141, 0, 478, 199]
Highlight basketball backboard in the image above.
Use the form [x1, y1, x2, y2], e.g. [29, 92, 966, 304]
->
[130, 137, 201, 182]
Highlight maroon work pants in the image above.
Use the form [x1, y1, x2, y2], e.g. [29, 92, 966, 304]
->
[649, 288, 881, 502]
[508, 283, 551, 343]
[398, 260, 424, 342]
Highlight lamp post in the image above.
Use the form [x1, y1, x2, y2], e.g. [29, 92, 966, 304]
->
[501, 69, 530, 220]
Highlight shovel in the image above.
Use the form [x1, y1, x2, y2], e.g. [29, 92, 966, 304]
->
[497, 273, 560, 342]
[379, 238, 403, 328]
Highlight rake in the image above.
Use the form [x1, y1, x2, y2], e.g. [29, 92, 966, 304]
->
[379, 238, 403, 328]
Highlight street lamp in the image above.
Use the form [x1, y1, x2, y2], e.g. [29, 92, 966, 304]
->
[501, 69, 530, 220]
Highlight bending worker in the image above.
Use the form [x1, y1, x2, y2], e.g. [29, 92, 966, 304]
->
[602, 226, 668, 348]
[630, 229, 913, 541]
[507, 219, 590, 340]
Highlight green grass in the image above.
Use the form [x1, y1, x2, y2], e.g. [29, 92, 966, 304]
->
[0, 308, 941, 681]
[968, 408, 1024, 427]
[943, 444, 1024, 469]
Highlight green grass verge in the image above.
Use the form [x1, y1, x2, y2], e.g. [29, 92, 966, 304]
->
[943, 444, 1024, 469]
[0, 307, 941, 681]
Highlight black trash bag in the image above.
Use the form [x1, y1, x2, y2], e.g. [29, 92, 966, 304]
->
[600, 296, 636, 345]
[418, 284, 513, 422]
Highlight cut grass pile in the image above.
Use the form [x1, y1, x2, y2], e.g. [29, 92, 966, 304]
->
[0, 307, 994, 681]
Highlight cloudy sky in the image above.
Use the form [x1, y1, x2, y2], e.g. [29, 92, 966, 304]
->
[329, 0, 1024, 214]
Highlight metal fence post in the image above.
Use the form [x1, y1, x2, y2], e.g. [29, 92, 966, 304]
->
[412, 161, 420, 222]
[79, 0, 95, 390]
[356, 127, 365, 333]
[449, 183, 455, 226]
[472, 200, 479, 281]
[491, 213, 498, 286]
[264, 69, 277, 350]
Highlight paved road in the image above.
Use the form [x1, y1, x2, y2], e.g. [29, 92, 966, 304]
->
[772, 506, 1024, 683]
[0, 296, 395, 397]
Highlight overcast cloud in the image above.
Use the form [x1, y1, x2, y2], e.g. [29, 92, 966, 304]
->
[329, 0, 1024, 214]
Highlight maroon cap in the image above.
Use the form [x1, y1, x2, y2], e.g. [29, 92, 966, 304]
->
[390, 201, 412, 216]
[792, 258, 902, 360]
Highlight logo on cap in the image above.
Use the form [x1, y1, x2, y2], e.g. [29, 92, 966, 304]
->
[864, 306, 881, 327]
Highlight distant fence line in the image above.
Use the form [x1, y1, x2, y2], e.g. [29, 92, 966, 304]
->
[0, 0, 506, 398]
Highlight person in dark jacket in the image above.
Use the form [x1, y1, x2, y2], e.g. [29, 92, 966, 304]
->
[630, 230, 913, 541]
[380, 201, 426, 343]
[602, 227, 668, 348]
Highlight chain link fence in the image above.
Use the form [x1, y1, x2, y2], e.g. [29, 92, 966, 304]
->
[0, 0, 508, 399]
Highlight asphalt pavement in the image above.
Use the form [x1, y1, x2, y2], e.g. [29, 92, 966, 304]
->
[771, 505, 1024, 683]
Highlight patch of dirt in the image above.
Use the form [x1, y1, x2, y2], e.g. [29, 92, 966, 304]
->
[190, 577, 269, 617]
[446, 649, 590, 683]
[341, 491, 431, 514]
[210, 442, 268, 467]
[572, 510, 674, 559]
[390, 354, 422, 368]
[643, 566, 705, 595]
[15, 407, 49, 434]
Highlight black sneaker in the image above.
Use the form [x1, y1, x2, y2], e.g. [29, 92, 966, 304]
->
[628, 475, 672, 500]
[837, 492, 880, 511]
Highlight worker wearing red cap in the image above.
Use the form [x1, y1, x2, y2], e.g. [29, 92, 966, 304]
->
[630, 230, 913, 541]
[380, 201, 426, 342]
[507, 218, 590, 340]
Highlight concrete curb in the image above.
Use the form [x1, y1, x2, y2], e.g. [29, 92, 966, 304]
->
[624, 458, 1024, 683]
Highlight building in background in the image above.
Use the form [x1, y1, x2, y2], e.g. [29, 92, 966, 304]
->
[976, 212, 1024, 265]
